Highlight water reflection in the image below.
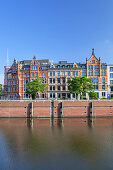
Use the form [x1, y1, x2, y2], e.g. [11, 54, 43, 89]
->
[0, 118, 113, 170]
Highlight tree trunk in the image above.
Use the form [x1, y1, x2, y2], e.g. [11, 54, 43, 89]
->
[80, 95, 83, 100]
[32, 94, 36, 100]
[76, 94, 79, 100]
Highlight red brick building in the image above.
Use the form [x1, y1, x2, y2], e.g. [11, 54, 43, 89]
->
[5, 57, 49, 100]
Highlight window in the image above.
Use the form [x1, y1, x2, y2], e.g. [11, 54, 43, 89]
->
[36, 72, 38, 77]
[49, 93, 55, 98]
[110, 73, 113, 78]
[102, 85, 105, 90]
[62, 65, 65, 68]
[44, 73, 46, 77]
[62, 86, 65, 91]
[50, 86, 55, 90]
[91, 78, 98, 83]
[72, 71, 78, 76]
[101, 70, 106, 76]
[57, 93, 61, 98]
[44, 78, 46, 84]
[92, 60, 95, 63]
[49, 78, 55, 84]
[50, 93, 52, 98]
[67, 93, 70, 98]
[101, 65, 106, 69]
[50, 72, 52, 76]
[102, 92, 105, 97]
[93, 85, 98, 89]
[50, 86, 52, 90]
[81, 65, 86, 68]
[73, 71, 75, 76]
[57, 86, 60, 90]
[76, 71, 78, 76]
[62, 72, 65, 76]
[73, 93, 75, 98]
[24, 73, 27, 77]
[94, 71, 99, 76]
[67, 78, 70, 82]
[67, 72, 70, 76]
[53, 93, 55, 98]
[94, 65, 99, 69]
[57, 78, 60, 84]
[57, 72, 60, 76]
[27, 73, 29, 77]
[53, 72, 55, 76]
[110, 80, 113, 84]
[24, 67, 30, 70]
[88, 65, 93, 69]
[62, 78, 65, 84]
[82, 71, 86, 76]
[102, 78, 105, 83]
[110, 67, 113, 71]
[41, 73, 43, 77]
[88, 71, 93, 76]
[31, 73, 34, 77]
[42, 66, 47, 70]
[53, 78, 55, 83]
[50, 78, 52, 84]
[50, 72, 55, 76]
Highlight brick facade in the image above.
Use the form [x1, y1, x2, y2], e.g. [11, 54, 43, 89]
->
[0, 100, 113, 118]
[4, 49, 107, 100]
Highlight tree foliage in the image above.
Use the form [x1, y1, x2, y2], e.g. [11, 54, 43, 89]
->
[68, 76, 95, 100]
[0, 84, 2, 96]
[26, 77, 47, 100]
[89, 91, 98, 99]
[110, 85, 113, 92]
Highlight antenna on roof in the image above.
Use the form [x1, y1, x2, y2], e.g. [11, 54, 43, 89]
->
[6, 48, 9, 66]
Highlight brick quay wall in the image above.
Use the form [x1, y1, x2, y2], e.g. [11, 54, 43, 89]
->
[0, 100, 113, 118]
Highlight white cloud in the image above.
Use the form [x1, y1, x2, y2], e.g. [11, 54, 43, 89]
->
[105, 40, 111, 44]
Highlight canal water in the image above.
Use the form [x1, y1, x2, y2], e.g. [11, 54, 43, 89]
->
[0, 118, 113, 170]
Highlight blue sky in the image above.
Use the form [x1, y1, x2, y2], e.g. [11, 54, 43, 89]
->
[0, 0, 113, 83]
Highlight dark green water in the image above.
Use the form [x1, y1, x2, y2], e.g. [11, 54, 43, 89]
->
[0, 118, 113, 170]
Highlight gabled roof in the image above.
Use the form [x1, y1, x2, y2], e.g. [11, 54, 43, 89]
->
[88, 48, 99, 61]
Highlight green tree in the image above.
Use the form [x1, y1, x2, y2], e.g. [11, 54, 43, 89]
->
[80, 76, 94, 99]
[68, 76, 94, 100]
[26, 77, 47, 100]
[89, 91, 98, 99]
[0, 84, 2, 97]
[68, 77, 82, 100]
[110, 85, 113, 92]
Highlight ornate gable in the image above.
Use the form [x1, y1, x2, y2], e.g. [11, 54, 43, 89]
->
[31, 56, 39, 65]
[87, 48, 100, 64]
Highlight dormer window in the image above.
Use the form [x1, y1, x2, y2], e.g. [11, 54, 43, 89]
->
[62, 65, 65, 68]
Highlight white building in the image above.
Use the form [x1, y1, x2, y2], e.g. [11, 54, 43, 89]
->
[107, 65, 113, 98]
